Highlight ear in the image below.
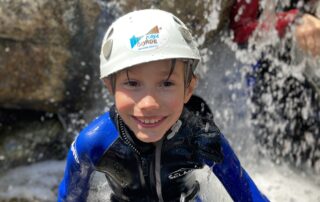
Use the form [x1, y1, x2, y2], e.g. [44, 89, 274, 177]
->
[184, 77, 197, 103]
[103, 78, 113, 95]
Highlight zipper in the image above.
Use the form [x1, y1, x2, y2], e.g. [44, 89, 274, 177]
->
[117, 113, 181, 201]
[116, 114, 146, 187]
[117, 114, 141, 156]
[155, 138, 164, 202]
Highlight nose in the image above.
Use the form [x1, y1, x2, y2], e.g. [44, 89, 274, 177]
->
[137, 93, 160, 111]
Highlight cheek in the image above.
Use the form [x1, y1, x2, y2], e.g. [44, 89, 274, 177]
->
[114, 90, 135, 112]
[162, 90, 185, 111]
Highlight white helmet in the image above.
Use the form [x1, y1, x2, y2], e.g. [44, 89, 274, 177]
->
[100, 9, 201, 78]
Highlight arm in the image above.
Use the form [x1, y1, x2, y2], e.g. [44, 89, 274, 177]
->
[230, 0, 299, 44]
[58, 140, 94, 202]
[211, 135, 269, 202]
[296, 13, 320, 97]
[58, 111, 119, 202]
[295, 14, 320, 57]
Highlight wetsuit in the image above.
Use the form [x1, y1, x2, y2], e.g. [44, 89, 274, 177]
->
[58, 96, 269, 202]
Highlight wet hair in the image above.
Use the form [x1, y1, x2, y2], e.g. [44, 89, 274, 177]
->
[106, 59, 195, 94]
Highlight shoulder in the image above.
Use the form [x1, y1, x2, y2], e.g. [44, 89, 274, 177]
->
[183, 97, 220, 135]
[181, 106, 223, 163]
[73, 110, 120, 165]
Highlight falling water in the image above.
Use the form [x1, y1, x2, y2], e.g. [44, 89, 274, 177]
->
[0, 0, 320, 201]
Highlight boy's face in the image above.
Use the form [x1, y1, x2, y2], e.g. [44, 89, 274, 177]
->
[106, 59, 195, 143]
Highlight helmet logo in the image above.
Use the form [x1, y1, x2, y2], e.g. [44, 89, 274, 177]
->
[129, 25, 166, 51]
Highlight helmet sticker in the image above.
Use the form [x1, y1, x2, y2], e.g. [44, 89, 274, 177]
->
[129, 25, 167, 51]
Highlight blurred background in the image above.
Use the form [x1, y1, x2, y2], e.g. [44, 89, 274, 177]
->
[0, 0, 319, 201]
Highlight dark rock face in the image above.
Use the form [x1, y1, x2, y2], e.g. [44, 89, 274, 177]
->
[0, 0, 104, 174]
[0, 0, 101, 112]
[0, 109, 68, 174]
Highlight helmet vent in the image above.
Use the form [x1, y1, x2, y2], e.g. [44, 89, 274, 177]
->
[179, 27, 193, 43]
[102, 39, 113, 60]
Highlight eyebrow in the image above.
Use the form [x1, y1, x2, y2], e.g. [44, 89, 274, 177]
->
[161, 69, 177, 76]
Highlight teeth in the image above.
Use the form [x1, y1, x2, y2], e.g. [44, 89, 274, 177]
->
[141, 119, 160, 124]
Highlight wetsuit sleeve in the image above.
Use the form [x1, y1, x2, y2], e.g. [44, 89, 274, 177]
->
[230, 0, 299, 44]
[57, 137, 94, 202]
[58, 112, 119, 202]
[210, 134, 269, 202]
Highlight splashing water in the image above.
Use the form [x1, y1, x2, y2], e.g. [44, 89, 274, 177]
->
[225, 0, 320, 174]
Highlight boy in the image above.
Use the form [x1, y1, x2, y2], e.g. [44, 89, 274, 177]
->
[58, 9, 269, 202]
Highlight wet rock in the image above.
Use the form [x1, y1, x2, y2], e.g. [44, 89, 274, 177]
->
[0, 109, 70, 174]
[0, 42, 69, 112]
[0, 0, 102, 112]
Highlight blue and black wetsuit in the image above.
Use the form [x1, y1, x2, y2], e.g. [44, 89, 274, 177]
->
[58, 96, 269, 202]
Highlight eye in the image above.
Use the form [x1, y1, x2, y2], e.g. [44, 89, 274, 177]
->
[124, 80, 140, 88]
[161, 80, 174, 87]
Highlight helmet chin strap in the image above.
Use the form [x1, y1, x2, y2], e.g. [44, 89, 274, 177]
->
[167, 119, 182, 140]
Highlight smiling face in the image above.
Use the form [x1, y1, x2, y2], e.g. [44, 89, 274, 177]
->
[105, 59, 196, 143]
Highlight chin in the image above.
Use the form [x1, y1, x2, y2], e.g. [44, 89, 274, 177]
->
[136, 133, 164, 143]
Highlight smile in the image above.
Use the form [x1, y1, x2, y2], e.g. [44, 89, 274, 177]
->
[132, 116, 166, 127]
[140, 119, 160, 124]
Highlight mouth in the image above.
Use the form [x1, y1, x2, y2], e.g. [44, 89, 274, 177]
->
[132, 116, 167, 128]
